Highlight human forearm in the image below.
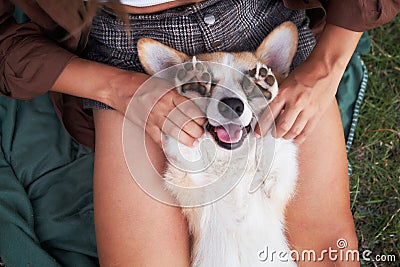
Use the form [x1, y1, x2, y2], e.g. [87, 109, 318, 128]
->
[53, 56, 204, 147]
[299, 23, 363, 86]
[52, 57, 150, 112]
[51, 58, 124, 106]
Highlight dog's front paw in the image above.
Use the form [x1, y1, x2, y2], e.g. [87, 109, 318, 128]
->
[175, 57, 212, 97]
[247, 62, 278, 102]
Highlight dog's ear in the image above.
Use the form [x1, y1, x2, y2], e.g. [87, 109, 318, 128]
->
[137, 38, 190, 75]
[255, 22, 298, 78]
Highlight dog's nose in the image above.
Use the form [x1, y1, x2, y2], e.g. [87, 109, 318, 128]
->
[218, 97, 244, 119]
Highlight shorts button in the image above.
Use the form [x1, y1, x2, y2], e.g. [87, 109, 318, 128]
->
[211, 40, 222, 48]
[204, 14, 216, 25]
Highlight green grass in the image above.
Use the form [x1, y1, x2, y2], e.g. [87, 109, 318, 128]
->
[348, 14, 400, 266]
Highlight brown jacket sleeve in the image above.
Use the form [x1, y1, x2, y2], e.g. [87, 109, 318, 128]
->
[0, 0, 77, 100]
[327, 0, 400, 32]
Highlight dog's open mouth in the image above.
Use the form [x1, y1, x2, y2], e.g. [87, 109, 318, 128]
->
[206, 122, 251, 150]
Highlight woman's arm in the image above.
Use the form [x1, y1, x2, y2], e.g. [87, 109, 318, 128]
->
[0, 0, 77, 100]
[52, 57, 205, 147]
[51, 57, 148, 112]
[0, 0, 137, 110]
[256, 0, 400, 142]
[255, 24, 362, 143]
[1, 0, 204, 147]
[0, 1, 145, 113]
[326, 0, 400, 32]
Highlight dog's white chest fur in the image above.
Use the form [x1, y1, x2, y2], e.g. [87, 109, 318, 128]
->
[163, 132, 298, 267]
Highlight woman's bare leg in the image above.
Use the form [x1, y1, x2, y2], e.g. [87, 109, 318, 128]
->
[92, 99, 357, 266]
[286, 100, 359, 266]
[93, 109, 190, 266]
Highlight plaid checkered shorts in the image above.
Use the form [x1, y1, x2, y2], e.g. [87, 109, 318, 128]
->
[83, 0, 316, 109]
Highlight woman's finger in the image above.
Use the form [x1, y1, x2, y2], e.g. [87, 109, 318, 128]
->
[161, 118, 197, 147]
[293, 113, 321, 145]
[254, 95, 285, 137]
[171, 94, 206, 127]
[145, 124, 163, 148]
[273, 104, 302, 138]
[164, 105, 204, 140]
[282, 111, 308, 140]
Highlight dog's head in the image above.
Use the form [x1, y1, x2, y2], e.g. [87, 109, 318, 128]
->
[137, 22, 298, 150]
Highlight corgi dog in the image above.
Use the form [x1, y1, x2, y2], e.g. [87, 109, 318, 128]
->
[137, 21, 299, 267]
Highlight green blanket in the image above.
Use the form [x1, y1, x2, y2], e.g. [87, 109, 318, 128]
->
[0, 9, 370, 267]
[0, 94, 97, 266]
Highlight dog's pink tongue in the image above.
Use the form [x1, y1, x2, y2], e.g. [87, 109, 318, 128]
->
[215, 124, 242, 143]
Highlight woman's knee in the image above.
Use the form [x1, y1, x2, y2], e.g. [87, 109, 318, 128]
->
[321, 215, 359, 265]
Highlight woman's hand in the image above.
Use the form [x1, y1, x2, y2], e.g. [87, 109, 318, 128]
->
[255, 24, 363, 144]
[123, 76, 206, 147]
[52, 58, 205, 147]
[95, 69, 205, 147]
[255, 57, 341, 144]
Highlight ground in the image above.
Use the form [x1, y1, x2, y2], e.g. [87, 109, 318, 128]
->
[349, 14, 399, 267]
